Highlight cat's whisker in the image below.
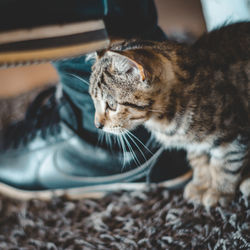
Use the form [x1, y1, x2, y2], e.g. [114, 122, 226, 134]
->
[97, 130, 105, 146]
[118, 134, 128, 168]
[105, 132, 113, 151]
[66, 73, 89, 86]
[125, 130, 153, 155]
[122, 133, 141, 167]
[116, 135, 123, 166]
[124, 131, 148, 163]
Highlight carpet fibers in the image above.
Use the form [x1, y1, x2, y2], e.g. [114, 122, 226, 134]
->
[0, 187, 249, 249]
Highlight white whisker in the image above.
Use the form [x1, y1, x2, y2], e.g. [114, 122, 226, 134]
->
[126, 130, 153, 155]
[66, 73, 90, 86]
[118, 134, 128, 168]
[122, 133, 141, 167]
[125, 132, 147, 162]
[106, 132, 113, 151]
[97, 130, 105, 146]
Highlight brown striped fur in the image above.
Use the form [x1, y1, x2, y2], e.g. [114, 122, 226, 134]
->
[89, 22, 250, 207]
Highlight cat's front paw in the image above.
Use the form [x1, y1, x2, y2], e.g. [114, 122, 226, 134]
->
[184, 183, 233, 207]
[183, 182, 206, 204]
[202, 188, 233, 207]
[240, 177, 250, 197]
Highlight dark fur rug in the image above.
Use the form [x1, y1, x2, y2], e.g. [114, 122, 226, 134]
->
[0, 187, 249, 249]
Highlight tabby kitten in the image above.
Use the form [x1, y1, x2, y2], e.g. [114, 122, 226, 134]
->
[89, 22, 250, 207]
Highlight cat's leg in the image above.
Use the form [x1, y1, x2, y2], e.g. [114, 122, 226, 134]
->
[184, 152, 211, 204]
[203, 138, 247, 207]
[239, 174, 250, 197]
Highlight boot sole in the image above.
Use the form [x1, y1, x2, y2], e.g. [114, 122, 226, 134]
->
[0, 20, 109, 67]
[0, 170, 192, 201]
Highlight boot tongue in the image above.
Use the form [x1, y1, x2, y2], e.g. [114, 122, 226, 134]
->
[58, 92, 103, 149]
[58, 96, 78, 131]
[53, 55, 100, 134]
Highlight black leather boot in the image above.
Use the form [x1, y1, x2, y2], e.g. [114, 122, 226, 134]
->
[0, 83, 191, 200]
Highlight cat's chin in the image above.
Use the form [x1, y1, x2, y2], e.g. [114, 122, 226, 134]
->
[103, 127, 126, 135]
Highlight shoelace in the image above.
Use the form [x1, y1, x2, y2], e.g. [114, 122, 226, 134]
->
[2, 86, 61, 150]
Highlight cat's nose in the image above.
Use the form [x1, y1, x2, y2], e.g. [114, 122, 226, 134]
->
[95, 121, 104, 129]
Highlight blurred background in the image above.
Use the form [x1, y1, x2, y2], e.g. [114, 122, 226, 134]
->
[0, 0, 206, 98]
[1, 0, 250, 98]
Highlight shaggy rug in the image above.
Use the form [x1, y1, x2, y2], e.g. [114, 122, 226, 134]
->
[0, 187, 249, 249]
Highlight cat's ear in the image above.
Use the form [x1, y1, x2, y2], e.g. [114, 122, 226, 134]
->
[86, 52, 98, 62]
[107, 51, 145, 81]
[86, 49, 108, 62]
[97, 49, 107, 58]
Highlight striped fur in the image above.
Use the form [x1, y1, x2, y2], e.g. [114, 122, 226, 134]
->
[89, 22, 250, 207]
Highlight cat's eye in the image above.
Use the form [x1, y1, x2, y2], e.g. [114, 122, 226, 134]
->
[106, 99, 117, 111]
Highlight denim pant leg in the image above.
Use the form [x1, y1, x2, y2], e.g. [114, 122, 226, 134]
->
[53, 55, 98, 134]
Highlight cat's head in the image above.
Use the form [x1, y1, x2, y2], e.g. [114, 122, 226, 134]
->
[89, 48, 166, 134]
